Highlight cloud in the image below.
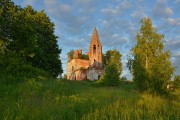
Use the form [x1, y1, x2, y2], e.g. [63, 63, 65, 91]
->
[73, 0, 97, 14]
[101, 0, 131, 16]
[153, 0, 173, 18]
[175, 0, 180, 4]
[172, 52, 180, 59]
[22, 0, 36, 6]
[103, 34, 128, 48]
[59, 4, 71, 13]
[167, 18, 180, 26]
[44, 0, 97, 36]
[61, 37, 89, 51]
[44, 0, 60, 16]
[131, 11, 147, 20]
[165, 37, 180, 76]
[172, 57, 180, 76]
[165, 38, 180, 51]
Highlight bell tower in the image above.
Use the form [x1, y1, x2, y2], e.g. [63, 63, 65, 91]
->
[89, 27, 102, 68]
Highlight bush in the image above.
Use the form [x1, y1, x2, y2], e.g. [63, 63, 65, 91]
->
[0, 53, 49, 84]
[121, 76, 127, 81]
[100, 63, 120, 86]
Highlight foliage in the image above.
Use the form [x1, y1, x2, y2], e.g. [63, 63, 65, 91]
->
[63, 74, 67, 79]
[0, 0, 16, 54]
[102, 53, 106, 67]
[103, 50, 122, 75]
[0, 0, 63, 77]
[67, 49, 74, 62]
[0, 53, 49, 84]
[121, 76, 127, 81]
[127, 18, 175, 94]
[0, 80, 179, 119]
[67, 50, 89, 62]
[174, 75, 180, 89]
[78, 53, 89, 60]
[100, 63, 121, 86]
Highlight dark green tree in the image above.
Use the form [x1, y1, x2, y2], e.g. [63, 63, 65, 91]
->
[101, 63, 120, 86]
[0, 52, 49, 84]
[78, 53, 89, 60]
[0, 0, 63, 77]
[0, 0, 18, 54]
[121, 76, 127, 81]
[102, 53, 106, 68]
[128, 18, 175, 94]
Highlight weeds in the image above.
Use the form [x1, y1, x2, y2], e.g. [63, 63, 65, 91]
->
[0, 80, 179, 119]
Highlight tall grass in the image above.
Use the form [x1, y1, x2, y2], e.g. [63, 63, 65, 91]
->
[0, 79, 179, 119]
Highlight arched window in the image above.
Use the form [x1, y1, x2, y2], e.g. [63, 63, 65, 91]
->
[72, 66, 74, 71]
[93, 45, 96, 54]
[98, 45, 100, 53]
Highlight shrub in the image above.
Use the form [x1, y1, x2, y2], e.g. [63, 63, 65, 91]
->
[0, 54, 49, 84]
[100, 63, 120, 86]
[121, 76, 127, 81]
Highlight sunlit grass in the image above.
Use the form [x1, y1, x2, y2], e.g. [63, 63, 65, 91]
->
[0, 79, 179, 119]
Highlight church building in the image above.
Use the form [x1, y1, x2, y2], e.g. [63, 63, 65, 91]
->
[67, 27, 104, 80]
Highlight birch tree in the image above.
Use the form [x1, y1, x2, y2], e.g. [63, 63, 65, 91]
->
[128, 18, 175, 94]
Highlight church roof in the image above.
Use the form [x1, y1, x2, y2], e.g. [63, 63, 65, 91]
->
[93, 27, 98, 34]
[90, 27, 101, 45]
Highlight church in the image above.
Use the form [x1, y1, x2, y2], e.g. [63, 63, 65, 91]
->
[67, 27, 104, 81]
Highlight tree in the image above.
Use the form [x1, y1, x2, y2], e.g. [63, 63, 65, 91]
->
[128, 18, 175, 94]
[0, 52, 49, 84]
[121, 76, 127, 81]
[0, 0, 63, 77]
[67, 50, 89, 62]
[63, 74, 67, 79]
[100, 63, 120, 86]
[103, 50, 122, 75]
[173, 75, 180, 89]
[102, 53, 106, 68]
[0, 0, 18, 54]
[78, 53, 89, 60]
[67, 50, 74, 62]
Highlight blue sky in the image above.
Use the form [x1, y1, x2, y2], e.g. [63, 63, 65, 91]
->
[12, 0, 180, 79]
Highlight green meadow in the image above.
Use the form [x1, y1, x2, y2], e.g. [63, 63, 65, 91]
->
[0, 79, 179, 120]
[1, 1, 180, 120]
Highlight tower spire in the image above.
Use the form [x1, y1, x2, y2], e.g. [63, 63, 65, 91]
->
[93, 27, 97, 34]
[90, 27, 100, 44]
[89, 27, 102, 68]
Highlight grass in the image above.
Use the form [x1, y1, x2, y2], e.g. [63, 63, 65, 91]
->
[0, 79, 179, 120]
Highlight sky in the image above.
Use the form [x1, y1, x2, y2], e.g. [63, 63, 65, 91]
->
[11, 0, 180, 79]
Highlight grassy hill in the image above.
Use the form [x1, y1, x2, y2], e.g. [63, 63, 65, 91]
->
[0, 79, 179, 120]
